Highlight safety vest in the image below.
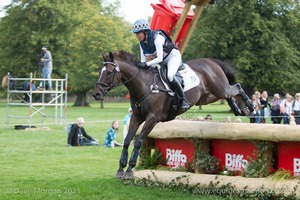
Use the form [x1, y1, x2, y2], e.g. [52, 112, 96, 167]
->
[140, 30, 178, 60]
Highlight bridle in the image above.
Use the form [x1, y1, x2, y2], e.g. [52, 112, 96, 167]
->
[95, 61, 140, 95]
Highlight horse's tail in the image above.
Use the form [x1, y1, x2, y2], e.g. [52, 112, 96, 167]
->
[211, 59, 236, 84]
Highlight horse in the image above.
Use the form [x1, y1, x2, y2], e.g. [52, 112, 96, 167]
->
[92, 50, 253, 179]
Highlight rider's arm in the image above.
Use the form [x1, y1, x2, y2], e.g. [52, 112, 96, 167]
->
[146, 34, 165, 66]
[140, 46, 147, 62]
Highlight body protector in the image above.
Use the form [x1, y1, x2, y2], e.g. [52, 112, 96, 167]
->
[140, 30, 179, 61]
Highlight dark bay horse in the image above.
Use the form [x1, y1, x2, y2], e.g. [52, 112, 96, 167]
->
[92, 50, 253, 179]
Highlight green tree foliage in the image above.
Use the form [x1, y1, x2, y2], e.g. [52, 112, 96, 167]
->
[0, 0, 135, 106]
[184, 0, 300, 95]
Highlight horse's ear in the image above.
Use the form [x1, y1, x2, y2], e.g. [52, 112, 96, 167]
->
[102, 53, 109, 62]
[109, 52, 114, 62]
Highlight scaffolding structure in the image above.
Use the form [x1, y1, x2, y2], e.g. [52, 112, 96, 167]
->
[6, 72, 68, 128]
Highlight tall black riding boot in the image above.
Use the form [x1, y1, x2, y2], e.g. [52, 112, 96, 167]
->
[170, 77, 190, 111]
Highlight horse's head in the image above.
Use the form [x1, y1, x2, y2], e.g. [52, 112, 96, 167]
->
[92, 52, 121, 101]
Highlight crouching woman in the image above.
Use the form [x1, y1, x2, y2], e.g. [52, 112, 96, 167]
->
[104, 121, 122, 148]
[68, 117, 99, 147]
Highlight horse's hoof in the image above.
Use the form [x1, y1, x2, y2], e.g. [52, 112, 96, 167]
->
[245, 101, 254, 112]
[242, 107, 250, 116]
[233, 108, 242, 116]
[248, 105, 254, 112]
[116, 171, 124, 179]
[124, 171, 134, 179]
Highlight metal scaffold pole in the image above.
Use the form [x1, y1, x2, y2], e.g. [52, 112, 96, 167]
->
[6, 73, 68, 129]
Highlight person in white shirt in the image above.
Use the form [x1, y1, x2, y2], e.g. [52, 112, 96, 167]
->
[292, 93, 300, 124]
[280, 94, 293, 124]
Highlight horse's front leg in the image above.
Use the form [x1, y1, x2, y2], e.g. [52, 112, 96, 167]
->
[124, 116, 157, 179]
[116, 117, 141, 179]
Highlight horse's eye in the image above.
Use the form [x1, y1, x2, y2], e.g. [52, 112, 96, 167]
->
[107, 71, 112, 76]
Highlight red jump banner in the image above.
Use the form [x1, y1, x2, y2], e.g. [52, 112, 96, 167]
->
[155, 138, 194, 167]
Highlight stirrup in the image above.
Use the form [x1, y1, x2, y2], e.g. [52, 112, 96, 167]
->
[180, 99, 190, 110]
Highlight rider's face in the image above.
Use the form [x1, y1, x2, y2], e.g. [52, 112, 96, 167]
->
[135, 31, 145, 42]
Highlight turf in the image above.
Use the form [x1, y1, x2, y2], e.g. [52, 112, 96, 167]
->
[0, 101, 249, 199]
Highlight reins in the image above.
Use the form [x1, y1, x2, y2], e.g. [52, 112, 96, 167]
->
[97, 61, 171, 108]
[96, 61, 141, 93]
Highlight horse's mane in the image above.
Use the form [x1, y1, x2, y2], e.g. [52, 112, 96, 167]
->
[113, 50, 139, 65]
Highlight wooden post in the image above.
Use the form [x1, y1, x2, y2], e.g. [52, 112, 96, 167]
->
[170, 1, 193, 43]
[180, 0, 211, 54]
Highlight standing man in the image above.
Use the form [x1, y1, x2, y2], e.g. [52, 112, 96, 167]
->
[40, 46, 53, 90]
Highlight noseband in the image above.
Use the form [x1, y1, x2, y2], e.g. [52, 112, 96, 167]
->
[96, 61, 141, 95]
[95, 61, 121, 95]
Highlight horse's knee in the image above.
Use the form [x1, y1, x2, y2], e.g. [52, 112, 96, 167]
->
[123, 138, 132, 148]
[133, 139, 142, 149]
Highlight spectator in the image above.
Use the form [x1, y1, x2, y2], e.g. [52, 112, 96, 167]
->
[196, 116, 204, 121]
[67, 117, 99, 147]
[105, 121, 122, 148]
[235, 118, 242, 123]
[225, 116, 232, 123]
[289, 114, 297, 125]
[259, 91, 269, 123]
[123, 107, 133, 141]
[40, 46, 53, 90]
[204, 114, 212, 121]
[270, 93, 282, 124]
[292, 93, 300, 125]
[249, 94, 261, 123]
[280, 94, 293, 124]
[255, 91, 262, 123]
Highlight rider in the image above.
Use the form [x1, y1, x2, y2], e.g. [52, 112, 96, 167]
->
[131, 19, 190, 111]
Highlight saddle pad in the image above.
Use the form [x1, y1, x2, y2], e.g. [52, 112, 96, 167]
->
[158, 64, 200, 95]
[179, 64, 200, 92]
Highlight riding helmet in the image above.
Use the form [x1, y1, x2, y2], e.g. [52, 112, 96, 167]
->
[131, 19, 150, 33]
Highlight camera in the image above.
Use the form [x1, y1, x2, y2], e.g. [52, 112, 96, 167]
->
[36, 53, 43, 60]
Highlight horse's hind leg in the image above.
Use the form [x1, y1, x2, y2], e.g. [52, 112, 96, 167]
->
[226, 97, 242, 116]
[234, 83, 254, 112]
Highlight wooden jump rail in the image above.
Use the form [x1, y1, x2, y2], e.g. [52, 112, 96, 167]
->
[134, 120, 300, 198]
[144, 120, 300, 141]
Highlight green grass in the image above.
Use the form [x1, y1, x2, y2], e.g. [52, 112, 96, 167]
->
[0, 101, 259, 199]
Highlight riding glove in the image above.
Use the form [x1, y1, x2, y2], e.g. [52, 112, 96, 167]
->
[136, 62, 148, 68]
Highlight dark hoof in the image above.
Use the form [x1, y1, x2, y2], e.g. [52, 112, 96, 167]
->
[248, 105, 254, 112]
[233, 108, 242, 116]
[245, 101, 254, 112]
[116, 171, 124, 179]
[124, 171, 134, 179]
[242, 107, 250, 116]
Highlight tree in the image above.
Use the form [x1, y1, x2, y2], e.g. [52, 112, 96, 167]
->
[184, 0, 300, 95]
[0, 0, 136, 106]
[65, 2, 134, 106]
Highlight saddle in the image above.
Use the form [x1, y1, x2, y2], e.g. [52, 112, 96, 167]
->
[150, 63, 199, 96]
[159, 63, 185, 91]
[149, 63, 200, 120]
